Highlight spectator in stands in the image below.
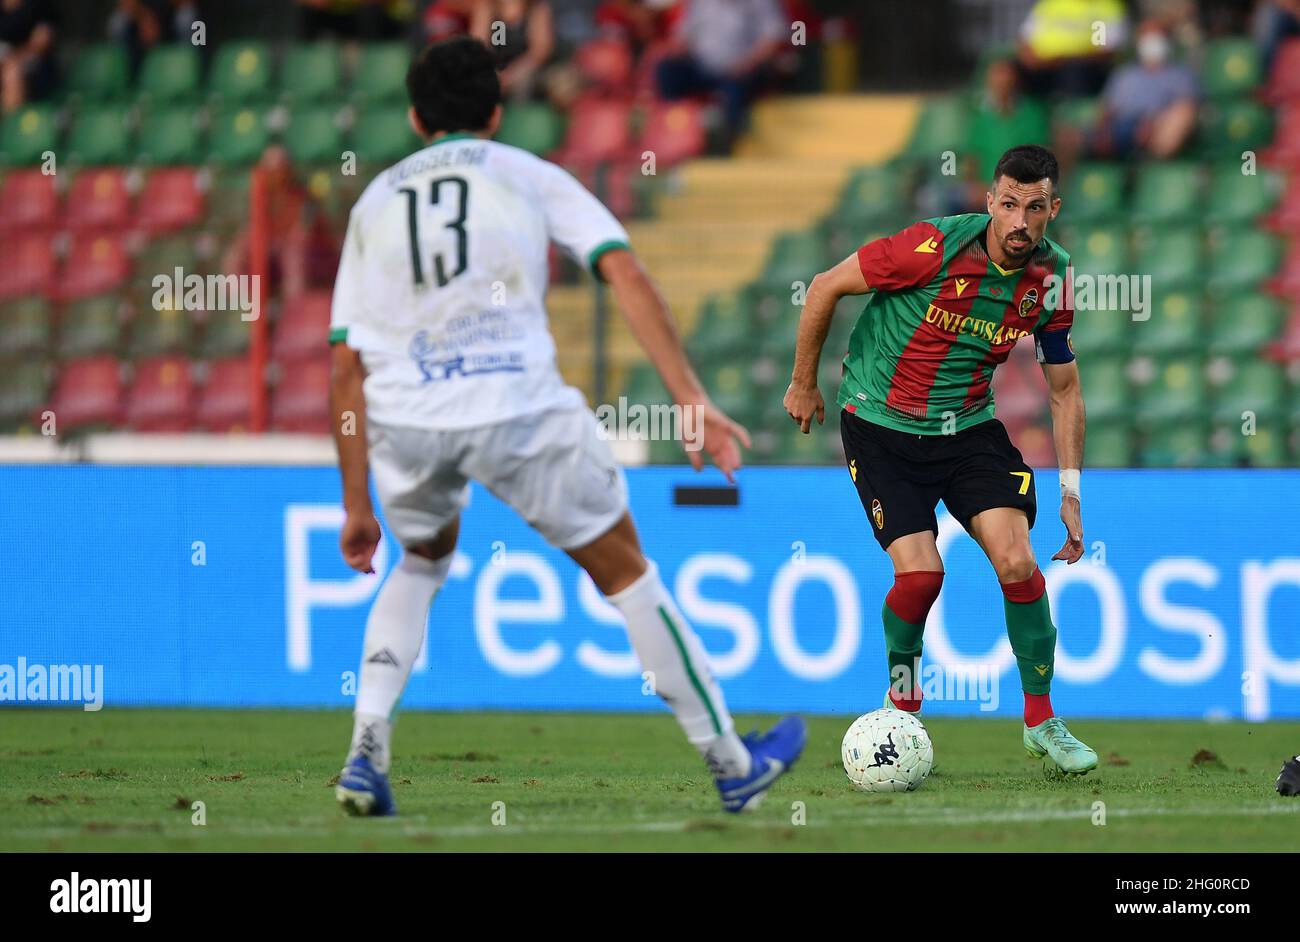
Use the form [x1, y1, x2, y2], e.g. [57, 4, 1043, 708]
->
[1017, 0, 1128, 97]
[655, 0, 787, 149]
[109, 1, 202, 78]
[1086, 20, 1199, 158]
[595, 0, 678, 49]
[1254, 0, 1300, 75]
[470, 0, 555, 99]
[0, 0, 56, 112]
[966, 58, 1051, 199]
[421, 0, 473, 43]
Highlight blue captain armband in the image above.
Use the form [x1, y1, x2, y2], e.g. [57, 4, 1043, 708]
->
[1034, 328, 1075, 365]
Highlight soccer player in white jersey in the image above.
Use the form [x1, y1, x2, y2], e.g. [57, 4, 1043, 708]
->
[328, 37, 805, 816]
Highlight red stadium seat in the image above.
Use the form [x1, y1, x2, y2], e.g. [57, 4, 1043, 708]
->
[551, 95, 634, 167]
[272, 290, 332, 364]
[634, 39, 677, 103]
[1273, 240, 1300, 299]
[64, 168, 132, 233]
[1266, 38, 1300, 103]
[59, 233, 132, 301]
[574, 38, 634, 91]
[639, 100, 706, 169]
[1264, 103, 1300, 169]
[271, 355, 330, 433]
[125, 355, 194, 431]
[136, 168, 205, 236]
[195, 357, 252, 432]
[0, 169, 59, 234]
[48, 356, 123, 430]
[1270, 175, 1300, 233]
[0, 234, 57, 299]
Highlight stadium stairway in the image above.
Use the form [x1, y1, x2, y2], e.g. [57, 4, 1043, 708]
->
[548, 95, 921, 398]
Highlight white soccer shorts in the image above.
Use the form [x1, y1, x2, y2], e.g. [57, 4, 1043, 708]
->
[367, 405, 629, 551]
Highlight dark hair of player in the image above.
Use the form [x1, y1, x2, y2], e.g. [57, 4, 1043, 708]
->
[406, 36, 502, 137]
[992, 144, 1060, 193]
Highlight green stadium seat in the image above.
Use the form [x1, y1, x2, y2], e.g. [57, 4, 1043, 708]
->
[1205, 230, 1282, 292]
[0, 359, 48, 431]
[1133, 288, 1202, 356]
[136, 107, 203, 165]
[1134, 357, 1207, 427]
[351, 109, 419, 164]
[1068, 309, 1129, 356]
[1131, 162, 1203, 223]
[205, 169, 251, 233]
[778, 421, 839, 465]
[1062, 162, 1126, 224]
[1206, 293, 1284, 355]
[284, 107, 343, 164]
[1239, 426, 1289, 467]
[1139, 422, 1208, 467]
[352, 43, 410, 102]
[906, 95, 969, 157]
[495, 103, 565, 155]
[1204, 165, 1281, 225]
[1132, 227, 1202, 287]
[197, 310, 252, 358]
[281, 43, 342, 102]
[133, 237, 201, 292]
[838, 165, 909, 221]
[128, 304, 193, 358]
[209, 41, 273, 103]
[65, 44, 130, 103]
[57, 295, 122, 359]
[689, 294, 751, 362]
[208, 106, 271, 165]
[1211, 358, 1286, 423]
[760, 229, 828, 291]
[1201, 38, 1262, 98]
[1069, 225, 1129, 279]
[621, 362, 670, 407]
[1197, 100, 1274, 159]
[1078, 358, 1130, 423]
[1084, 421, 1133, 467]
[1, 105, 59, 165]
[697, 361, 755, 422]
[0, 297, 53, 358]
[1051, 98, 1101, 133]
[137, 45, 202, 103]
[66, 106, 132, 165]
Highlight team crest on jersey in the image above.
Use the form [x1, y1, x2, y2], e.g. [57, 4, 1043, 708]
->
[1018, 287, 1039, 318]
[871, 498, 884, 530]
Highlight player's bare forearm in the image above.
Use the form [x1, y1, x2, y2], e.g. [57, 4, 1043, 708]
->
[1044, 360, 1085, 472]
[329, 342, 373, 516]
[784, 254, 869, 432]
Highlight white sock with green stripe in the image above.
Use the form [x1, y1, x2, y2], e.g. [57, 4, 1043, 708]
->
[606, 560, 752, 779]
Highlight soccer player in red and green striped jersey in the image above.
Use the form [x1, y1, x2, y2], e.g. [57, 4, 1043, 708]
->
[784, 145, 1097, 775]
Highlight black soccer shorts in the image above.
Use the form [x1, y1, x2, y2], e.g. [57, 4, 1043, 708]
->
[839, 409, 1038, 551]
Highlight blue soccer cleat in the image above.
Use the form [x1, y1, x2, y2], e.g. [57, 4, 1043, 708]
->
[715, 715, 807, 813]
[336, 754, 397, 817]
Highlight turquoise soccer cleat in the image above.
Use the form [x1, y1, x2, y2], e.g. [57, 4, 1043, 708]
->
[1024, 716, 1098, 776]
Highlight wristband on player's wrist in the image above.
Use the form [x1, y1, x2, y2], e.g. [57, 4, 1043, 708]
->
[1059, 468, 1081, 501]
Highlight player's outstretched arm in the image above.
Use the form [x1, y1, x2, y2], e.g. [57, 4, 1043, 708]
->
[597, 248, 751, 482]
[784, 252, 869, 433]
[329, 342, 381, 574]
[1043, 359, 1085, 564]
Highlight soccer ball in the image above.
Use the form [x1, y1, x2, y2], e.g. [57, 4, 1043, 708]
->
[841, 709, 934, 792]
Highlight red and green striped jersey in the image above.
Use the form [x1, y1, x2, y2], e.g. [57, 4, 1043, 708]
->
[837, 212, 1075, 436]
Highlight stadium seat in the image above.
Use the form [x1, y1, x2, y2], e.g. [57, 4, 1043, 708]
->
[208, 107, 271, 165]
[56, 295, 123, 359]
[205, 168, 252, 234]
[906, 95, 969, 158]
[495, 103, 565, 156]
[759, 229, 828, 291]
[1212, 358, 1287, 423]
[1206, 293, 1285, 355]
[1079, 359, 1129, 424]
[136, 107, 204, 165]
[638, 101, 706, 168]
[352, 43, 410, 102]
[272, 290, 331, 363]
[1062, 162, 1126, 224]
[64, 168, 131, 232]
[64, 44, 130, 104]
[0, 359, 49, 431]
[1263, 102, 1300, 168]
[1139, 422, 1208, 466]
[1051, 98, 1101, 135]
[351, 109, 419, 164]
[137, 168, 205, 235]
[195, 357, 252, 432]
[1133, 288, 1202, 356]
[1197, 99, 1274, 159]
[137, 45, 202, 103]
[0, 297, 53, 359]
[284, 107, 343, 164]
[1202, 38, 1262, 99]
[132, 236, 202, 293]
[1131, 227, 1202, 287]
[281, 43, 342, 102]
[60, 234, 132, 301]
[1069, 225, 1129, 279]
[66, 107, 132, 165]
[270, 356, 330, 432]
[125, 355, 194, 431]
[209, 41, 273, 104]
[836, 164, 910, 225]
[47, 356, 124, 431]
[1131, 162, 1203, 223]
[0, 234, 56, 299]
[1206, 164, 1281, 226]
[574, 37, 634, 90]
[197, 309, 252, 359]
[689, 294, 753, 362]
[1067, 308, 1129, 356]
[1083, 421, 1133, 467]
[1134, 357, 1207, 427]
[1274, 240, 1300, 298]
[552, 95, 634, 167]
[1, 104, 59, 165]
[1265, 38, 1300, 102]
[0, 169, 59, 233]
[128, 303, 194, 359]
[1205, 230, 1281, 292]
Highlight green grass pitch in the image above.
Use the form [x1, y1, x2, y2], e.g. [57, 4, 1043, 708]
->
[3, 709, 1298, 851]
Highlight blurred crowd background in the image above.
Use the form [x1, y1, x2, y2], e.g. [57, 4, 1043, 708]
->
[0, 0, 1297, 469]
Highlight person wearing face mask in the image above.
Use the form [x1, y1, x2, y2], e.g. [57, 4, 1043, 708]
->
[1089, 20, 1199, 159]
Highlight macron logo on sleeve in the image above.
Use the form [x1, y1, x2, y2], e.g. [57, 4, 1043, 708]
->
[914, 237, 940, 253]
